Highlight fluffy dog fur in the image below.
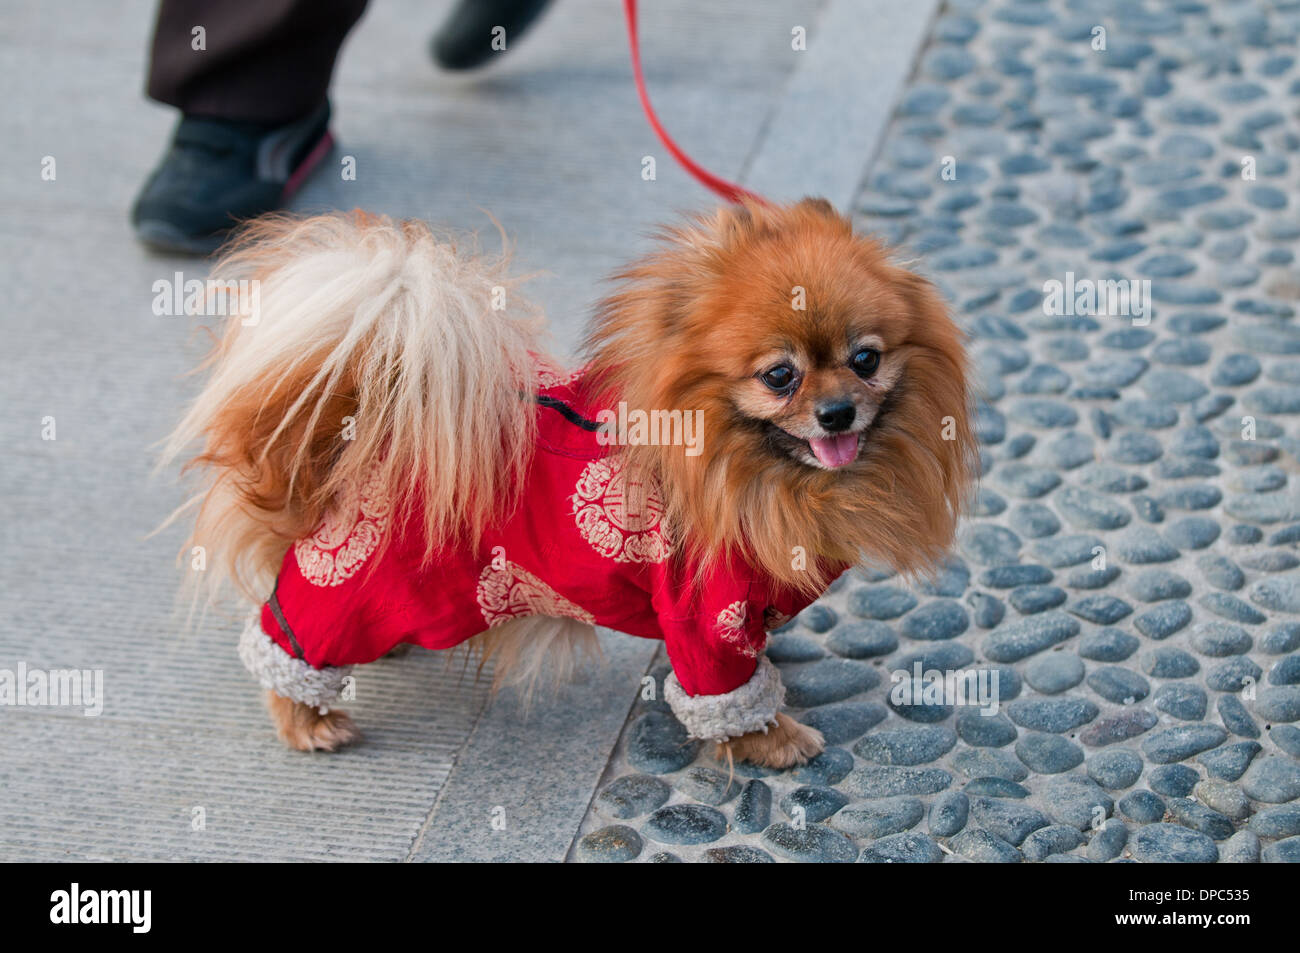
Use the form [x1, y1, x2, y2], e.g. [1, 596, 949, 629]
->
[164, 200, 974, 767]
[586, 199, 974, 598]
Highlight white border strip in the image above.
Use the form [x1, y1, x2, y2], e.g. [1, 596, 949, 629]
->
[742, 0, 941, 210]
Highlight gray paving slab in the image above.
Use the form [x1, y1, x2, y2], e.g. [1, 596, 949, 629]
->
[409, 630, 652, 862]
[745, 0, 942, 210]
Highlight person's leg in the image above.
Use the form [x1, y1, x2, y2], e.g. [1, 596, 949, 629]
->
[133, 0, 558, 254]
[431, 0, 554, 71]
[132, 0, 366, 254]
[146, 0, 367, 123]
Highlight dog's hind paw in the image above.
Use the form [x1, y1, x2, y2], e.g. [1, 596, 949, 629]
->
[717, 712, 825, 769]
[266, 690, 361, 752]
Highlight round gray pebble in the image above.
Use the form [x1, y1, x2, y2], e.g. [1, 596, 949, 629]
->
[1088, 748, 1145, 790]
[1220, 831, 1261, 864]
[1024, 653, 1086, 693]
[1022, 825, 1085, 861]
[1262, 837, 1300, 863]
[1006, 696, 1099, 733]
[1120, 790, 1167, 824]
[951, 828, 1023, 863]
[576, 825, 643, 863]
[1199, 741, 1262, 782]
[833, 797, 926, 839]
[674, 766, 740, 806]
[1087, 666, 1151, 704]
[1133, 602, 1196, 641]
[1078, 628, 1140, 662]
[1142, 646, 1200, 678]
[781, 658, 880, 707]
[703, 846, 775, 863]
[597, 775, 672, 819]
[1154, 683, 1208, 721]
[641, 805, 728, 845]
[780, 786, 850, 824]
[929, 791, 970, 838]
[733, 780, 772, 834]
[1130, 824, 1219, 863]
[1142, 725, 1228, 764]
[1193, 779, 1251, 820]
[800, 702, 888, 745]
[855, 724, 958, 765]
[1087, 818, 1129, 862]
[857, 830, 943, 863]
[825, 621, 898, 659]
[761, 823, 858, 863]
[901, 599, 970, 640]
[627, 712, 701, 774]
[1015, 733, 1085, 774]
[791, 747, 856, 786]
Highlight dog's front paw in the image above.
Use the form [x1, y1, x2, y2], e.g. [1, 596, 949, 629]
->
[717, 712, 825, 769]
[266, 690, 361, 752]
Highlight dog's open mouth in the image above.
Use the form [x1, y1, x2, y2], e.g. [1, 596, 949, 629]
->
[763, 423, 864, 470]
[807, 433, 862, 468]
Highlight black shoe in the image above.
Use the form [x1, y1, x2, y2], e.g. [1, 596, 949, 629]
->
[131, 102, 334, 255]
[431, 0, 554, 71]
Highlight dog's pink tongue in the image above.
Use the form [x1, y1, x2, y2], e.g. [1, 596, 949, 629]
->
[809, 433, 859, 468]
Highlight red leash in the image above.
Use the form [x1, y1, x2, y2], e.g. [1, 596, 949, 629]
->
[623, 0, 770, 206]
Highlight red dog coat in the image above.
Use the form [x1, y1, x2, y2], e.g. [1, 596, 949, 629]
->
[239, 366, 845, 741]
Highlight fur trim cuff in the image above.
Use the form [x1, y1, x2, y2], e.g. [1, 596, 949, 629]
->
[238, 615, 352, 711]
[664, 656, 785, 743]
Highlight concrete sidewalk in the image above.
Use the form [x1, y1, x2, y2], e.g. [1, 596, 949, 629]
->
[0, 0, 931, 860]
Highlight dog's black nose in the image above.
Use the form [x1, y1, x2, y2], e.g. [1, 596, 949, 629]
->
[815, 400, 856, 433]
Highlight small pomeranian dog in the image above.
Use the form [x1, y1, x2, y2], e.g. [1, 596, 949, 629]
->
[164, 198, 974, 768]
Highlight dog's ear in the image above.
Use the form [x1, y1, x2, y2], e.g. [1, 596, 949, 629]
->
[797, 196, 854, 234]
[799, 196, 838, 217]
[714, 203, 755, 247]
[893, 266, 977, 531]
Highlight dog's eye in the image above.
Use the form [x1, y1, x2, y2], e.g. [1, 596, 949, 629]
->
[851, 347, 881, 379]
[760, 364, 797, 392]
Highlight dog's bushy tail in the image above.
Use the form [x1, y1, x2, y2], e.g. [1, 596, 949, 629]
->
[161, 211, 544, 607]
[463, 616, 602, 708]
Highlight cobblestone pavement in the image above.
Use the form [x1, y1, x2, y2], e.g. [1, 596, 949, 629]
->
[573, 0, 1300, 862]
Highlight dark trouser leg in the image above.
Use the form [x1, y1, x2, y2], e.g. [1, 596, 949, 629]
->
[145, 0, 368, 124]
